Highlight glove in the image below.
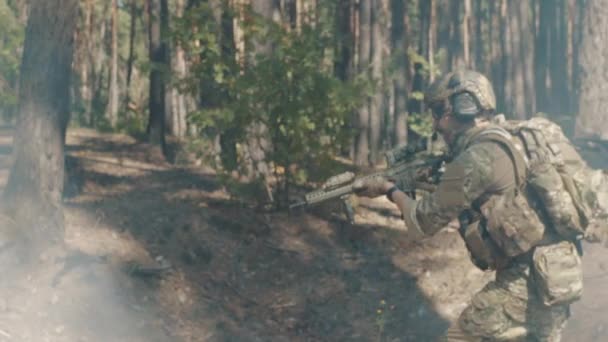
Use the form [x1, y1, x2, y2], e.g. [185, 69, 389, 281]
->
[584, 218, 608, 247]
[352, 177, 393, 198]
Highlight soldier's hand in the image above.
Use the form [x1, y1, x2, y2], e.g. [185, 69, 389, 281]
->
[584, 219, 608, 247]
[352, 177, 394, 198]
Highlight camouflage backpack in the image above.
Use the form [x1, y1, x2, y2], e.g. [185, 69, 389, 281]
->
[491, 114, 603, 242]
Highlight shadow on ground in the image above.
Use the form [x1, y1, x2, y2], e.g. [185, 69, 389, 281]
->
[63, 130, 451, 341]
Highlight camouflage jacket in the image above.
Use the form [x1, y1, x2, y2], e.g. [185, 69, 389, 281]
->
[403, 124, 517, 236]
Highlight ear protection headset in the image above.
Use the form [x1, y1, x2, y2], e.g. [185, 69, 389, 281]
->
[449, 91, 481, 119]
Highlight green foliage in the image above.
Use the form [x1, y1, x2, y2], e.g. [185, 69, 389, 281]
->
[407, 112, 433, 137]
[0, 0, 24, 120]
[174, 2, 365, 206]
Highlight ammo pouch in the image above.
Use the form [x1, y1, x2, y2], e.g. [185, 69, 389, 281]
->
[480, 192, 546, 258]
[461, 218, 508, 270]
[532, 241, 583, 306]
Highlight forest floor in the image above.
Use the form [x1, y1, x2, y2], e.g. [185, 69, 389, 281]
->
[0, 127, 605, 341]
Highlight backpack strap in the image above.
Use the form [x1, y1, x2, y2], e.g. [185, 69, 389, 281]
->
[467, 127, 528, 191]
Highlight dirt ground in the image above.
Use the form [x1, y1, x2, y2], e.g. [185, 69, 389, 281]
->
[0, 127, 605, 341]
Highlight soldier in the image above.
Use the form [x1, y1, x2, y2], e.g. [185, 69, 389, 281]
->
[353, 70, 583, 341]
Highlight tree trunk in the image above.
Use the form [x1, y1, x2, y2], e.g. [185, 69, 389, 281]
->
[3, 0, 78, 240]
[91, 1, 110, 127]
[171, 0, 189, 138]
[576, 0, 608, 139]
[107, 0, 119, 127]
[506, 0, 534, 119]
[334, 0, 352, 82]
[160, 0, 174, 136]
[147, 0, 166, 154]
[125, 0, 138, 104]
[473, 0, 485, 72]
[463, 0, 471, 67]
[448, 0, 463, 69]
[368, 0, 383, 164]
[74, 0, 93, 126]
[428, 0, 436, 81]
[535, 0, 550, 114]
[354, 0, 371, 166]
[392, 0, 409, 147]
[549, 0, 569, 114]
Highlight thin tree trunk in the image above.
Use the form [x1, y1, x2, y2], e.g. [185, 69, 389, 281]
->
[474, 0, 484, 72]
[147, 0, 166, 154]
[499, 0, 512, 115]
[91, 1, 110, 127]
[576, 0, 608, 138]
[160, 0, 174, 136]
[335, 0, 352, 82]
[126, 0, 137, 103]
[550, 0, 569, 114]
[107, 0, 119, 127]
[171, 0, 188, 138]
[392, 0, 409, 146]
[535, 0, 549, 114]
[428, 0, 436, 81]
[78, 0, 93, 126]
[463, 0, 471, 67]
[448, 0, 462, 69]
[3, 0, 78, 239]
[354, 0, 371, 166]
[509, 0, 534, 118]
[368, 0, 383, 164]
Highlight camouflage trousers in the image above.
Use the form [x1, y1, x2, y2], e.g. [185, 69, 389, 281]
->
[444, 263, 570, 342]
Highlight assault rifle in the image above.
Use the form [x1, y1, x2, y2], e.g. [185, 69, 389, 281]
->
[290, 135, 447, 222]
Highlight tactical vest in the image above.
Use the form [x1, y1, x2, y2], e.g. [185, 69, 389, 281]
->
[458, 125, 548, 270]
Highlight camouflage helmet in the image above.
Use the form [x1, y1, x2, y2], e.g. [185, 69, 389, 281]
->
[424, 69, 496, 118]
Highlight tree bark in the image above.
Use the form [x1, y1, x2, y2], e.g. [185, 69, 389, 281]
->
[428, 0, 436, 81]
[549, 0, 569, 114]
[473, 0, 485, 72]
[160, 0, 174, 136]
[171, 0, 189, 138]
[368, 0, 383, 164]
[125, 0, 138, 103]
[506, 0, 534, 119]
[3, 0, 78, 239]
[463, 0, 471, 67]
[75, 0, 93, 126]
[448, 0, 463, 69]
[576, 0, 608, 138]
[91, 1, 110, 127]
[392, 0, 409, 147]
[535, 0, 550, 113]
[354, 0, 371, 166]
[107, 0, 120, 127]
[147, 0, 166, 153]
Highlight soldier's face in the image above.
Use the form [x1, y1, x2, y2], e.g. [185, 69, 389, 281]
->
[433, 113, 458, 145]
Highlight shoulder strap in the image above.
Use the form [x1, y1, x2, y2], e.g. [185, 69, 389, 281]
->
[467, 127, 528, 189]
